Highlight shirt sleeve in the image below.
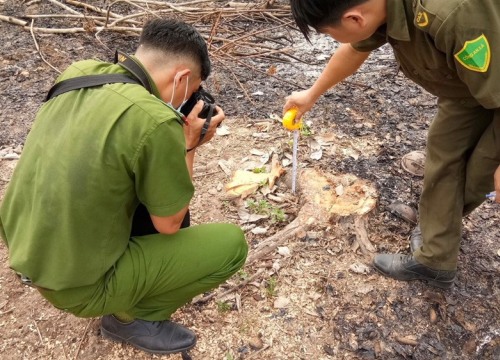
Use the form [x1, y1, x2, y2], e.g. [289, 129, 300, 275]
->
[435, 0, 500, 109]
[133, 120, 194, 217]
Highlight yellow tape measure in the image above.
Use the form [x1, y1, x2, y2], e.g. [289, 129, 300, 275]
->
[282, 108, 302, 131]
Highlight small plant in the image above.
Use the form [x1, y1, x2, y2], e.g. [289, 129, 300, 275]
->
[247, 199, 286, 223]
[252, 166, 266, 173]
[266, 276, 278, 297]
[270, 207, 286, 223]
[237, 268, 249, 280]
[225, 353, 235, 360]
[246, 199, 270, 215]
[216, 301, 232, 313]
[300, 122, 312, 136]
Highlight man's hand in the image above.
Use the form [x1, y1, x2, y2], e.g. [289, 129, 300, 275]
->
[282, 45, 370, 123]
[283, 88, 318, 123]
[494, 165, 500, 203]
[184, 100, 225, 150]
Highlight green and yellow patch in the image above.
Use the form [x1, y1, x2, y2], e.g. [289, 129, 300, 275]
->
[454, 34, 491, 73]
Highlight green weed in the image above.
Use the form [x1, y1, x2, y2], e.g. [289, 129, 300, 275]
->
[266, 276, 278, 297]
[216, 301, 232, 313]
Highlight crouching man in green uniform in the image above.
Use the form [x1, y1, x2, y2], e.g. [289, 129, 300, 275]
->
[284, 0, 500, 288]
[0, 19, 248, 354]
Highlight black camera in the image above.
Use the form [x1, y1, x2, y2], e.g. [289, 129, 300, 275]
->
[180, 87, 217, 119]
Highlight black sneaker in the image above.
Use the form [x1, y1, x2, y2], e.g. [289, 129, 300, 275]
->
[373, 253, 456, 289]
[101, 315, 196, 354]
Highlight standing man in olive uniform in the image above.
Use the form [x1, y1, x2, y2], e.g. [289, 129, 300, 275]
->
[284, 0, 500, 288]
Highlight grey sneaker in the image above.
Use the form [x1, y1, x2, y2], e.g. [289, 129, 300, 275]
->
[373, 253, 456, 289]
[101, 315, 196, 354]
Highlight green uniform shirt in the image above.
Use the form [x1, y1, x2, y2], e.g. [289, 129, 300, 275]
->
[352, 0, 500, 109]
[0, 59, 194, 290]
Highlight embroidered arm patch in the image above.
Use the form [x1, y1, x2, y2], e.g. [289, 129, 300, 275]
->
[454, 34, 491, 73]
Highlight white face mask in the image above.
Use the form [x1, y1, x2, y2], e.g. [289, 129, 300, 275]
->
[169, 73, 189, 112]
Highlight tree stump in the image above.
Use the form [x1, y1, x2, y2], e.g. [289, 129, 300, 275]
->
[247, 168, 378, 264]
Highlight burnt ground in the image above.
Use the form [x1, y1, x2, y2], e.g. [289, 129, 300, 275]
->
[0, 1, 499, 359]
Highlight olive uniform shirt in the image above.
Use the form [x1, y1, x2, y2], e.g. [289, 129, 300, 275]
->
[352, 0, 500, 109]
[0, 59, 194, 291]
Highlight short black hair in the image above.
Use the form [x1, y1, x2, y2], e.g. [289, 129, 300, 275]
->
[290, 0, 368, 41]
[139, 18, 211, 80]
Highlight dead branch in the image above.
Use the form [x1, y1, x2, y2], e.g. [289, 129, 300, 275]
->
[47, 0, 81, 15]
[74, 319, 94, 360]
[247, 221, 304, 264]
[245, 344, 271, 359]
[23, 25, 142, 34]
[193, 268, 265, 304]
[354, 214, 376, 254]
[0, 1, 310, 93]
[216, 57, 256, 105]
[25, 14, 108, 20]
[0, 14, 28, 26]
[66, 0, 123, 19]
[29, 19, 61, 74]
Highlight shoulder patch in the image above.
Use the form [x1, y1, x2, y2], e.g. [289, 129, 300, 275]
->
[454, 34, 491, 73]
[416, 11, 429, 27]
[413, 0, 436, 31]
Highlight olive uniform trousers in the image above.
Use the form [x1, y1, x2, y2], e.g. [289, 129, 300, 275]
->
[414, 97, 499, 271]
[39, 206, 248, 321]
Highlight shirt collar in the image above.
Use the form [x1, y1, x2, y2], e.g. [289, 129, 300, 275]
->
[128, 55, 162, 98]
[386, 0, 411, 41]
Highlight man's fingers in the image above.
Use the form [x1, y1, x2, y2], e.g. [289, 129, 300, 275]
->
[212, 105, 225, 127]
[187, 100, 204, 119]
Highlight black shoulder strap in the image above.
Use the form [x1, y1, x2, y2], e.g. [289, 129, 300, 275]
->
[45, 51, 153, 102]
[45, 74, 140, 101]
[114, 50, 154, 93]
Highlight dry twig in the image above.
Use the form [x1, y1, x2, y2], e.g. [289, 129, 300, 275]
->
[74, 319, 94, 360]
[193, 268, 265, 304]
[0, 1, 309, 94]
[29, 19, 61, 74]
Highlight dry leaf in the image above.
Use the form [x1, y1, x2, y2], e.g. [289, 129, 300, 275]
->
[315, 133, 336, 145]
[349, 262, 371, 274]
[225, 170, 269, 198]
[216, 124, 230, 136]
[273, 297, 290, 309]
[277, 246, 290, 257]
[310, 149, 322, 160]
[224, 156, 285, 198]
[267, 65, 277, 75]
[238, 209, 268, 223]
[268, 153, 285, 188]
[251, 226, 269, 234]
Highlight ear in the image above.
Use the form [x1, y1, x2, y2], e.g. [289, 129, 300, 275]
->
[342, 9, 366, 28]
[175, 68, 192, 86]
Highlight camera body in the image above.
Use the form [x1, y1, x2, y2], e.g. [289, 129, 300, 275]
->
[180, 87, 217, 118]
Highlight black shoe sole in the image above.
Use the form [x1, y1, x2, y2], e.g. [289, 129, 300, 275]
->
[100, 326, 196, 354]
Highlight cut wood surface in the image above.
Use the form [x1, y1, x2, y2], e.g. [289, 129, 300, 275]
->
[247, 168, 378, 264]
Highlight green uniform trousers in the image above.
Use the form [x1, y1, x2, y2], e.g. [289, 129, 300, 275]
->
[38, 223, 248, 321]
[414, 97, 499, 271]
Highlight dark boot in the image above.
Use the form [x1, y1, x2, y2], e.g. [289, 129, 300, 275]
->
[410, 225, 423, 253]
[101, 315, 196, 354]
[373, 253, 456, 289]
